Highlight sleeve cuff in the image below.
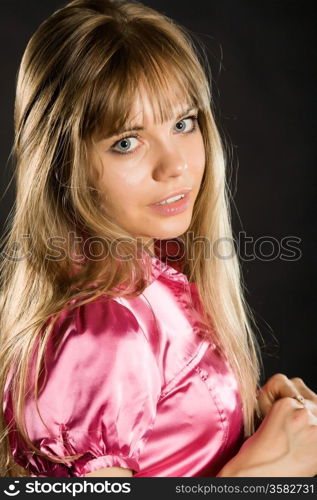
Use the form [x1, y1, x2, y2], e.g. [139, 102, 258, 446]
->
[72, 454, 140, 477]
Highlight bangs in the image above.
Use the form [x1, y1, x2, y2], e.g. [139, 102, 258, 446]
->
[80, 30, 209, 143]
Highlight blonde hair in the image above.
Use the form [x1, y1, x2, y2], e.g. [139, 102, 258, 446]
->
[0, 0, 262, 477]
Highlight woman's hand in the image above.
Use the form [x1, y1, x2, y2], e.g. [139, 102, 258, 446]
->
[256, 373, 317, 421]
[217, 396, 317, 477]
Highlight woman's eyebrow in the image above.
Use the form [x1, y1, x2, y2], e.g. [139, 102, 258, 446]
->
[104, 106, 197, 139]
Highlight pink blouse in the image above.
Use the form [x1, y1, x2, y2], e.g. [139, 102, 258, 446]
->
[3, 246, 245, 477]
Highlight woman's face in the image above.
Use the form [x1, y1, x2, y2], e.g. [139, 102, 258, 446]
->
[91, 89, 205, 252]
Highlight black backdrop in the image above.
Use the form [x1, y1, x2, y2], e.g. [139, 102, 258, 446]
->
[1, 0, 316, 389]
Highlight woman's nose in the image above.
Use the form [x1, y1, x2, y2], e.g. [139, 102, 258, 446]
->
[152, 143, 188, 181]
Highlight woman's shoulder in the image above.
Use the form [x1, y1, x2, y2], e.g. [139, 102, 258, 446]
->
[48, 294, 152, 360]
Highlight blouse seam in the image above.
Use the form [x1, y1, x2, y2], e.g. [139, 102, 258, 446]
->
[159, 340, 209, 400]
[116, 298, 148, 345]
[195, 366, 229, 452]
[115, 296, 164, 399]
[118, 292, 208, 400]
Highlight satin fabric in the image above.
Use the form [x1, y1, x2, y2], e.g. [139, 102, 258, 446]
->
[3, 241, 245, 477]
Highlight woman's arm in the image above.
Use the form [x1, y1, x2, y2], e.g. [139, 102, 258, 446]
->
[216, 456, 298, 477]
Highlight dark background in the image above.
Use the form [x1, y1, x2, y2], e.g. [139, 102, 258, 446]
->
[1, 1, 316, 388]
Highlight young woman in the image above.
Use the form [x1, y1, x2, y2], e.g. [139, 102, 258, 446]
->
[1, 0, 317, 478]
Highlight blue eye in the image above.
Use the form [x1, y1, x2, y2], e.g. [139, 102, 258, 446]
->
[112, 136, 139, 154]
[174, 116, 198, 133]
[110, 114, 198, 156]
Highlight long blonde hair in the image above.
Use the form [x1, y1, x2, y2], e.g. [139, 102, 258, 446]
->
[0, 0, 262, 476]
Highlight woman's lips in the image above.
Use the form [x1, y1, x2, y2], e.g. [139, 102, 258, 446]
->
[147, 191, 191, 216]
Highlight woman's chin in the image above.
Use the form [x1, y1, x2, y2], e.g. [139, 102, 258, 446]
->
[150, 222, 191, 241]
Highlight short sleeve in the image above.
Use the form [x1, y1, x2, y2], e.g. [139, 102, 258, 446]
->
[10, 297, 162, 477]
